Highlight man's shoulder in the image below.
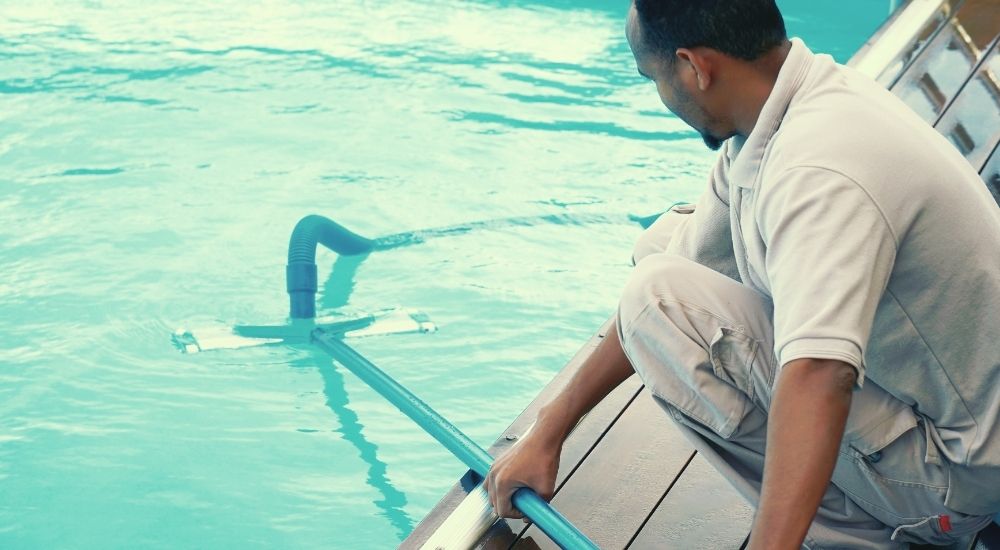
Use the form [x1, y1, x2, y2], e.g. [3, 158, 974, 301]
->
[766, 60, 965, 192]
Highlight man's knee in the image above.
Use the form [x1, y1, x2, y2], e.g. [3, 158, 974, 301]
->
[619, 253, 703, 333]
[630, 209, 691, 265]
[617, 254, 776, 438]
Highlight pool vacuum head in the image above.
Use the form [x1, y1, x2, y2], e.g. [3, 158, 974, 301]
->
[172, 307, 436, 354]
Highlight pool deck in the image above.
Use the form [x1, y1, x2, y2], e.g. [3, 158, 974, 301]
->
[404, 1, 1000, 548]
[405, 320, 754, 549]
[405, 323, 1000, 549]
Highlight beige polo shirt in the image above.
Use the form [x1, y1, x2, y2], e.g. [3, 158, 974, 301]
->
[665, 38, 1000, 515]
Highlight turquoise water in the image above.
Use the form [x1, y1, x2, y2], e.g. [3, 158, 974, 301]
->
[0, 2, 888, 548]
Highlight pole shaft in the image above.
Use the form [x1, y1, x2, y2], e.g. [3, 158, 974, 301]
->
[310, 329, 598, 550]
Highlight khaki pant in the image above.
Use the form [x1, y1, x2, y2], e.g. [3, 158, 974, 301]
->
[617, 214, 995, 549]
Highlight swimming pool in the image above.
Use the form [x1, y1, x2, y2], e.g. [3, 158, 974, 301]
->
[0, 1, 889, 547]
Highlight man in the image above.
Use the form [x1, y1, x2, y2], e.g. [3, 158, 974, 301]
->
[484, 0, 1000, 548]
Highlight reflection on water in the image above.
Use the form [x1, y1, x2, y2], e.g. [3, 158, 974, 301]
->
[304, 350, 415, 538]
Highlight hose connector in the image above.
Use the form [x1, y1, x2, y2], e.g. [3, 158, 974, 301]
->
[286, 214, 374, 319]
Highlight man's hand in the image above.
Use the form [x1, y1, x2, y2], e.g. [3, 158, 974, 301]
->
[485, 428, 562, 520]
[484, 317, 635, 520]
[749, 358, 857, 549]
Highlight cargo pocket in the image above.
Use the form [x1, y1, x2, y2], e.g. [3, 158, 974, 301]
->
[635, 325, 759, 440]
[619, 300, 766, 441]
[850, 422, 947, 492]
[709, 326, 774, 412]
[846, 425, 996, 548]
[832, 399, 955, 533]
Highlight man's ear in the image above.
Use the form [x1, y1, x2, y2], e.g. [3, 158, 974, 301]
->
[675, 48, 713, 92]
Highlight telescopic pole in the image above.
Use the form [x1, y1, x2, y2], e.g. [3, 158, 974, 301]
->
[311, 328, 598, 550]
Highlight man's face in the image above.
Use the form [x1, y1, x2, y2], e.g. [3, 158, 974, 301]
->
[625, 6, 725, 151]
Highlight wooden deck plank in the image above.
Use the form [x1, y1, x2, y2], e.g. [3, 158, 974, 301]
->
[404, 320, 651, 550]
[962, 0, 1000, 48]
[402, 320, 611, 549]
[512, 391, 696, 550]
[627, 453, 753, 550]
[473, 375, 645, 550]
[974, 522, 1000, 549]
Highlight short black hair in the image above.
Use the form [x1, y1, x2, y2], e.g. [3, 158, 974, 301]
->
[633, 0, 787, 62]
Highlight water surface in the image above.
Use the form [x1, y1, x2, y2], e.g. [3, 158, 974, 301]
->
[0, 1, 888, 547]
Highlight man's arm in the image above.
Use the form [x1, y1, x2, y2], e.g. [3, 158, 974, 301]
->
[485, 318, 634, 519]
[748, 358, 857, 549]
[751, 166, 899, 546]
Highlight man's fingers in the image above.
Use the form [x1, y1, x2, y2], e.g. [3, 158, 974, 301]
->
[485, 470, 496, 514]
[496, 479, 528, 518]
[504, 486, 523, 519]
[496, 487, 514, 518]
[486, 463, 537, 519]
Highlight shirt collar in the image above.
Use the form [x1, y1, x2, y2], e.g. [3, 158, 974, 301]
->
[728, 38, 814, 189]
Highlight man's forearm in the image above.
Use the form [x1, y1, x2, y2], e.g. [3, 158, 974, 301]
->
[533, 317, 635, 446]
[749, 358, 856, 549]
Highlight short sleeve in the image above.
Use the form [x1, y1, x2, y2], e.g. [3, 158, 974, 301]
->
[758, 166, 898, 388]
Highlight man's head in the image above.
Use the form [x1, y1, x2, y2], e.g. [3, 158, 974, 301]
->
[626, 0, 788, 150]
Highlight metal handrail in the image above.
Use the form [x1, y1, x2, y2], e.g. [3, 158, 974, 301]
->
[932, 34, 1000, 129]
[888, 0, 966, 90]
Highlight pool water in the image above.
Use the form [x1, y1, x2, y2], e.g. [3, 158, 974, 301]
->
[0, 2, 888, 548]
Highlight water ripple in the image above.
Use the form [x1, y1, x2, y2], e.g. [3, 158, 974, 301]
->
[0, 0, 887, 547]
[450, 110, 695, 141]
[59, 167, 126, 176]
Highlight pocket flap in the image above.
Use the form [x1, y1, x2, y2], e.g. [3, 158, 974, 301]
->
[842, 378, 919, 456]
[849, 404, 918, 456]
[708, 326, 757, 397]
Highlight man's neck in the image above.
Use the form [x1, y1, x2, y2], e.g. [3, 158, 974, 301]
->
[730, 40, 793, 138]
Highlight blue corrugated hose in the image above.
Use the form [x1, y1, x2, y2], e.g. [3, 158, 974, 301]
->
[287, 214, 375, 319]
[285, 211, 673, 319]
[311, 328, 599, 550]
